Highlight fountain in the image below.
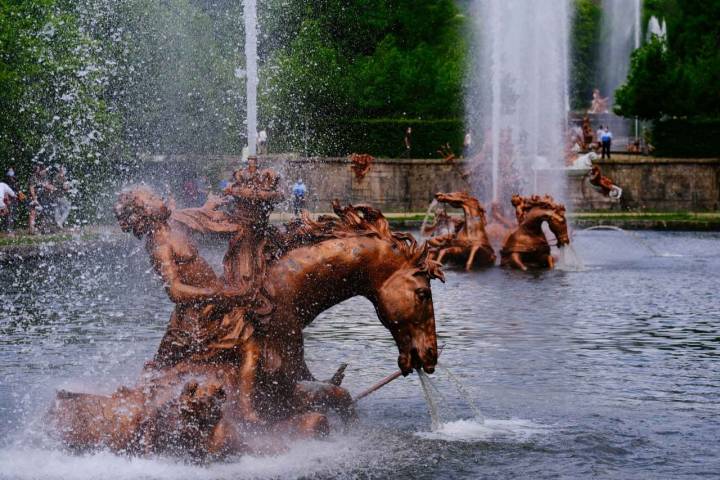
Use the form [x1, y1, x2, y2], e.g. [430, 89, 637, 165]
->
[466, 0, 571, 203]
[49, 168, 445, 457]
[244, 0, 258, 156]
[598, 0, 643, 139]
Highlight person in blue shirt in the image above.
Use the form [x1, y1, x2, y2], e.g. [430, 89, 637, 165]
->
[601, 126, 613, 159]
[292, 179, 307, 215]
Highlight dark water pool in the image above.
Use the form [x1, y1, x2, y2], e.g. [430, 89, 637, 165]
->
[1, 231, 719, 479]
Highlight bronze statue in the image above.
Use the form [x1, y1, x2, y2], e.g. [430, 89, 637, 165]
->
[50, 177, 443, 459]
[589, 165, 622, 199]
[426, 191, 495, 270]
[114, 187, 261, 422]
[349, 153, 374, 180]
[501, 195, 570, 270]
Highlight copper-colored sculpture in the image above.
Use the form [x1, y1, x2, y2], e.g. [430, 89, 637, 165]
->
[349, 153, 374, 180]
[501, 194, 570, 270]
[426, 191, 496, 270]
[588, 165, 622, 199]
[50, 161, 443, 459]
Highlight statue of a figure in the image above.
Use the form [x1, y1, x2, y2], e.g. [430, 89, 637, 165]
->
[349, 153, 374, 181]
[115, 188, 244, 365]
[589, 165, 622, 199]
[588, 88, 609, 114]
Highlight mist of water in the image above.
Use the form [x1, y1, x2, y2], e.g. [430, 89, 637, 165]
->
[599, 0, 641, 106]
[466, 0, 571, 203]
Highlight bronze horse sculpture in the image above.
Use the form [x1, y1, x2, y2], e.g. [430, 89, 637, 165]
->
[49, 181, 443, 459]
[426, 191, 496, 270]
[501, 194, 570, 270]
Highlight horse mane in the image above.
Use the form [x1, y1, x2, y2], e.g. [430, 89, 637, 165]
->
[517, 194, 566, 216]
[277, 201, 444, 281]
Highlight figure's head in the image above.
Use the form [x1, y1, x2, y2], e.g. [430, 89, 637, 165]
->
[114, 186, 170, 238]
[247, 156, 258, 174]
[374, 245, 444, 376]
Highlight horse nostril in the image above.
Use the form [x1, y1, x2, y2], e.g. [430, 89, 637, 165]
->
[410, 347, 421, 367]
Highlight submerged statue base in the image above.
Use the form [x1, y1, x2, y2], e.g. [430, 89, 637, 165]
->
[48, 163, 443, 459]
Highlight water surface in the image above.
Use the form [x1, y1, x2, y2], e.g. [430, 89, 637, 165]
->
[1, 231, 719, 479]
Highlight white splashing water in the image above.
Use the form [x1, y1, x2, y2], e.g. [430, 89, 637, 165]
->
[556, 245, 585, 272]
[417, 370, 442, 431]
[415, 418, 548, 443]
[0, 436, 376, 480]
[466, 0, 571, 202]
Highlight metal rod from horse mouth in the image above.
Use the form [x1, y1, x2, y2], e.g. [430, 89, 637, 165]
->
[353, 370, 403, 403]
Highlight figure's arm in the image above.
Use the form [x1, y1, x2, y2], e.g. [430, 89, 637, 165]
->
[153, 243, 222, 304]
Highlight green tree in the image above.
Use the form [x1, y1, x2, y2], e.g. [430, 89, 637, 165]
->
[615, 0, 720, 119]
[260, 0, 465, 155]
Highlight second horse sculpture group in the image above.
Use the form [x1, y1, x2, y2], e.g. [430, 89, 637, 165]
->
[49, 158, 443, 460]
[424, 191, 570, 271]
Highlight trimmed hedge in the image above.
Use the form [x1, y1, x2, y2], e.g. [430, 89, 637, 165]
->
[271, 118, 465, 159]
[653, 118, 720, 158]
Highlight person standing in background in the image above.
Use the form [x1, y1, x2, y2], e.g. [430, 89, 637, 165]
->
[401, 127, 412, 158]
[292, 179, 307, 216]
[601, 126, 613, 159]
[258, 129, 268, 155]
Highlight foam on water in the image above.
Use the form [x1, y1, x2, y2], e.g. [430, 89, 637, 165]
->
[0, 436, 372, 480]
[415, 417, 548, 443]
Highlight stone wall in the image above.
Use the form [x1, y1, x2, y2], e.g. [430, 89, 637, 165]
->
[147, 153, 720, 212]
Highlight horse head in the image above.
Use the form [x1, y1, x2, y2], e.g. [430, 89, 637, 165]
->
[518, 195, 570, 247]
[435, 191, 487, 225]
[373, 242, 445, 376]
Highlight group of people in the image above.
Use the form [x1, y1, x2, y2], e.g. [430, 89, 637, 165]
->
[0, 164, 73, 235]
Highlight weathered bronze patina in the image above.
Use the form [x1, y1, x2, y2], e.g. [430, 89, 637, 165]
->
[500, 194, 570, 270]
[49, 160, 443, 459]
[426, 191, 496, 270]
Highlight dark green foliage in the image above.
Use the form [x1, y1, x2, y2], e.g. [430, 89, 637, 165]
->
[652, 118, 720, 158]
[261, 0, 465, 156]
[0, 0, 118, 221]
[570, 0, 602, 110]
[615, 0, 720, 119]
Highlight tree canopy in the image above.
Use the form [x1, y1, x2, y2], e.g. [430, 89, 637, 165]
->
[615, 0, 720, 119]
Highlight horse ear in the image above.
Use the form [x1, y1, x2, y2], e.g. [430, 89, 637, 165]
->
[428, 259, 445, 283]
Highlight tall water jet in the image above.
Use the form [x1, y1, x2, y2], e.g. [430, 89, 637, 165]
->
[466, 0, 571, 203]
[244, 0, 258, 156]
[599, 0, 642, 137]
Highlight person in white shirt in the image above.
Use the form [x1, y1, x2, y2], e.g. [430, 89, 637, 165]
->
[257, 129, 268, 154]
[0, 181, 17, 217]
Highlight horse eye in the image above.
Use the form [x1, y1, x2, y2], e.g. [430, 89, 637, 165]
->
[415, 288, 430, 301]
